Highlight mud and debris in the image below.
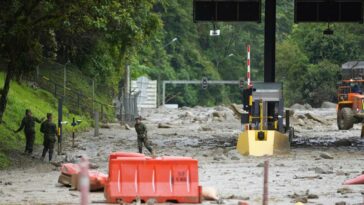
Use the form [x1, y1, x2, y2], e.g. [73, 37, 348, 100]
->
[0, 106, 364, 204]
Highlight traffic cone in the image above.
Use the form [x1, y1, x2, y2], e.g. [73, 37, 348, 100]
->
[343, 174, 364, 185]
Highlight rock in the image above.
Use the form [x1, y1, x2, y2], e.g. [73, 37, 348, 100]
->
[294, 196, 308, 203]
[334, 139, 352, 146]
[146, 198, 156, 205]
[51, 161, 62, 167]
[89, 163, 99, 169]
[184, 111, 194, 117]
[257, 162, 264, 167]
[304, 103, 313, 110]
[320, 152, 334, 159]
[313, 167, 333, 174]
[200, 126, 213, 131]
[230, 104, 245, 116]
[307, 194, 319, 199]
[336, 171, 348, 176]
[213, 156, 225, 161]
[212, 111, 225, 118]
[124, 124, 131, 130]
[158, 123, 171, 128]
[4, 182, 12, 185]
[321, 101, 337, 108]
[64, 154, 77, 163]
[304, 113, 326, 124]
[290, 103, 306, 110]
[296, 114, 306, 119]
[231, 156, 240, 160]
[335, 202, 346, 205]
[100, 123, 110, 129]
[225, 195, 249, 200]
[337, 187, 354, 195]
[297, 119, 305, 126]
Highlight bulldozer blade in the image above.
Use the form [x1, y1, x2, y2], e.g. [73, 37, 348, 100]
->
[236, 130, 290, 156]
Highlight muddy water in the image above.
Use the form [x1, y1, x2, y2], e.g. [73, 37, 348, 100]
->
[1, 107, 364, 205]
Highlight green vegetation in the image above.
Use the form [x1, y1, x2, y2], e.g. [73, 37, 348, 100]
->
[0, 1, 364, 166]
[0, 73, 90, 169]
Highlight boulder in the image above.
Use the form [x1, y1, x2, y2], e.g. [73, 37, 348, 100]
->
[158, 123, 171, 128]
[290, 103, 306, 110]
[304, 113, 326, 124]
[304, 103, 313, 110]
[212, 111, 226, 118]
[321, 101, 337, 108]
[320, 152, 334, 159]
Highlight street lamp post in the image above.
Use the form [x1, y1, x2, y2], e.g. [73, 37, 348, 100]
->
[157, 37, 178, 107]
[64, 60, 71, 98]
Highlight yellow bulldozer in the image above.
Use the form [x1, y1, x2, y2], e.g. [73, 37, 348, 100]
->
[236, 82, 293, 156]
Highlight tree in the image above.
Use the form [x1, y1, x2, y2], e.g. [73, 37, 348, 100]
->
[0, 0, 163, 122]
[300, 60, 340, 106]
[276, 39, 309, 105]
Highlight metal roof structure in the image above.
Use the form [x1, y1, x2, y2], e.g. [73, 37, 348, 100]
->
[342, 61, 364, 70]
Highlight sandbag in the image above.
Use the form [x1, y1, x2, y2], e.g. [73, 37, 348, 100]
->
[71, 171, 108, 191]
[60, 163, 80, 176]
[58, 173, 72, 186]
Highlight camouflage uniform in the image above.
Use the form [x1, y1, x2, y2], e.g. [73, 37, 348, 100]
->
[135, 122, 153, 154]
[40, 120, 57, 161]
[15, 116, 42, 154]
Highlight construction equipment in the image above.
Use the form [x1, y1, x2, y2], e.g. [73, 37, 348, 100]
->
[336, 62, 364, 135]
[336, 79, 364, 130]
[236, 82, 293, 156]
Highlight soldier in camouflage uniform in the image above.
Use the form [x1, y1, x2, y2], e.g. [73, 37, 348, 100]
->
[135, 116, 154, 155]
[14, 109, 43, 154]
[40, 113, 57, 161]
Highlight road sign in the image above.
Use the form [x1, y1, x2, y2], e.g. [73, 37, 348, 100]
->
[239, 78, 245, 88]
[193, 0, 261, 22]
[295, 0, 363, 23]
[201, 77, 208, 89]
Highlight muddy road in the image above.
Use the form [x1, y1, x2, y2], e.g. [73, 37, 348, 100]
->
[1, 106, 364, 205]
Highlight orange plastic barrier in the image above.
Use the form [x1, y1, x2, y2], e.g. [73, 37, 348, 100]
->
[109, 152, 145, 161]
[343, 174, 364, 185]
[104, 155, 202, 203]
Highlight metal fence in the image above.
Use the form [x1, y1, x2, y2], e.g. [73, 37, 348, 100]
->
[34, 61, 114, 121]
[119, 91, 140, 125]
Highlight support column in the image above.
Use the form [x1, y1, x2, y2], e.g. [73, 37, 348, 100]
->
[264, 0, 276, 121]
[264, 0, 276, 83]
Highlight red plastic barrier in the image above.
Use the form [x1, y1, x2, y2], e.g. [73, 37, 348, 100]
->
[104, 155, 201, 203]
[61, 163, 80, 176]
[109, 152, 145, 161]
[343, 174, 364, 185]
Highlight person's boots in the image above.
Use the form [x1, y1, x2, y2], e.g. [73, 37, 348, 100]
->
[49, 152, 53, 162]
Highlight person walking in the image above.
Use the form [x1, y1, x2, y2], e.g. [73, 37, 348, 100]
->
[14, 109, 43, 155]
[40, 113, 57, 162]
[134, 116, 155, 156]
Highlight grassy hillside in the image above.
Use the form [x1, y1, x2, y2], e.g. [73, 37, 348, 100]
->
[0, 72, 91, 169]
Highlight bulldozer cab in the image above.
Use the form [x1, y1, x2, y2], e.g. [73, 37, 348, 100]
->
[236, 82, 291, 156]
[249, 82, 284, 132]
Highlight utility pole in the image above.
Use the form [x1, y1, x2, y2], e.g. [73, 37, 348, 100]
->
[63, 60, 70, 98]
[92, 79, 95, 113]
